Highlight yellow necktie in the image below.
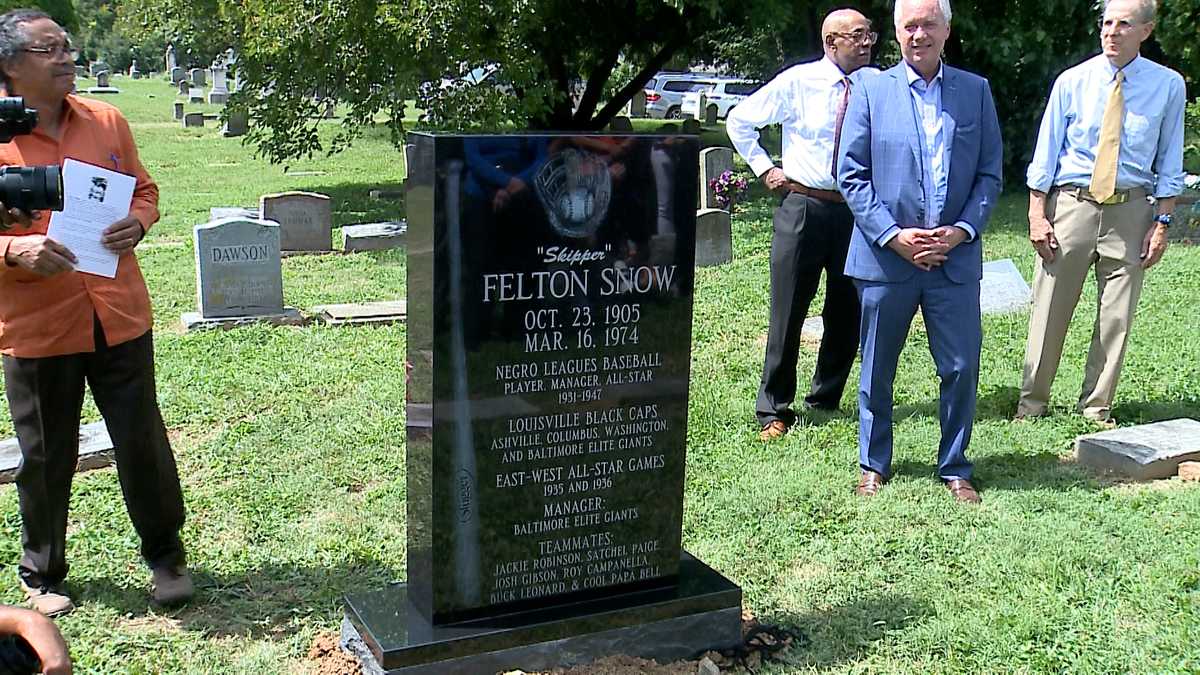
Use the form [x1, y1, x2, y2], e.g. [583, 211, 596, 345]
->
[1089, 70, 1124, 203]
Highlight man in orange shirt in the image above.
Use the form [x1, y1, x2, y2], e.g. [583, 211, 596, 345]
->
[0, 9, 189, 617]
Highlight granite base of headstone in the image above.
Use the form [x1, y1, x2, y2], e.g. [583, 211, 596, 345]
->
[260, 191, 333, 252]
[980, 258, 1032, 315]
[698, 147, 734, 210]
[0, 421, 114, 484]
[181, 217, 304, 332]
[1075, 418, 1200, 480]
[207, 91, 228, 105]
[343, 133, 740, 674]
[183, 112, 204, 128]
[343, 221, 407, 252]
[695, 208, 733, 266]
[312, 300, 407, 327]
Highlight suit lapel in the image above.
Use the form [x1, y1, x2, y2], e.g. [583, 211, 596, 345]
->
[890, 64, 921, 168]
[942, 66, 959, 182]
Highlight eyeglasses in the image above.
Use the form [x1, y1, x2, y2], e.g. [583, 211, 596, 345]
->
[1098, 18, 1141, 34]
[829, 30, 879, 45]
[22, 41, 78, 60]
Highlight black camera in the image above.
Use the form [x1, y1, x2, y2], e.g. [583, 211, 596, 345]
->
[0, 633, 39, 675]
[0, 97, 64, 213]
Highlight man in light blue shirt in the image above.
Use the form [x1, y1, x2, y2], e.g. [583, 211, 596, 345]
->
[1018, 0, 1186, 424]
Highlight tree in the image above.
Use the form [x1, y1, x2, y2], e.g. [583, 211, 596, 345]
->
[117, 0, 794, 163]
[0, 0, 75, 32]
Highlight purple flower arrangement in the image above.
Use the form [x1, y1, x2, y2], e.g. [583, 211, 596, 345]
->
[709, 169, 749, 209]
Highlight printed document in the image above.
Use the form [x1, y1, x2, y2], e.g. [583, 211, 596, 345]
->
[46, 158, 135, 278]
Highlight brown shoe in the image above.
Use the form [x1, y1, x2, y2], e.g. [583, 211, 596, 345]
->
[19, 578, 75, 618]
[151, 566, 194, 606]
[855, 470, 885, 497]
[946, 479, 981, 504]
[759, 420, 789, 441]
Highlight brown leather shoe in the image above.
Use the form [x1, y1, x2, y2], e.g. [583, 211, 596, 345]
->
[855, 470, 885, 497]
[19, 578, 75, 618]
[946, 479, 981, 504]
[759, 420, 789, 441]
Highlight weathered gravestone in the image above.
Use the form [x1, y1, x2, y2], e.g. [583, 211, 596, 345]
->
[629, 90, 647, 118]
[189, 88, 204, 104]
[979, 258, 1032, 315]
[173, 102, 184, 120]
[1076, 418, 1200, 480]
[171, 66, 185, 85]
[182, 112, 204, 128]
[695, 208, 733, 267]
[341, 134, 741, 674]
[165, 44, 177, 75]
[608, 116, 633, 132]
[0, 421, 114, 484]
[86, 71, 119, 95]
[698, 147, 734, 210]
[190, 68, 206, 87]
[88, 60, 108, 76]
[260, 191, 333, 252]
[704, 103, 718, 125]
[312, 300, 407, 327]
[181, 218, 303, 331]
[208, 64, 229, 104]
[177, 79, 189, 96]
[222, 109, 249, 137]
[342, 221, 407, 252]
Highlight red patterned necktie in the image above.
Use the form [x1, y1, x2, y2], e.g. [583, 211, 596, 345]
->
[831, 77, 852, 179]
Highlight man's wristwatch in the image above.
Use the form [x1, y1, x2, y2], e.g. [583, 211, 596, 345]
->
[1154, 213, 1172, 228]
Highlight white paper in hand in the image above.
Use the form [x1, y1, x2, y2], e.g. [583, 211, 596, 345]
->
[45, 158, 136, 278]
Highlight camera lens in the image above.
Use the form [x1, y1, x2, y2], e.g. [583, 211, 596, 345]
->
[0, 165, 64, 212]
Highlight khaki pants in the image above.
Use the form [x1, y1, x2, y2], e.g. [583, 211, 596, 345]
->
[1017, 188, 1153, 420]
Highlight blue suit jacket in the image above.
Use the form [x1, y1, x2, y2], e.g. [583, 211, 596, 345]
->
[837, 63, 1003, 284]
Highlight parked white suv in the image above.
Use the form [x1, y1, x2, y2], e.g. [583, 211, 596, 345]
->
[644, 74, 717, 119]
[681, 79, 761, 120]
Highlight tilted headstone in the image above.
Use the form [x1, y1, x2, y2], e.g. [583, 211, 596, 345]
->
[170, 66, 185, 84]
[342, 221, 407, 252]
[173, 102, 184, 120]
[259, 191, 333, 252]
[222, 109, 249, 137]
[629, 90, 647, 118]
[695, 208, 733, 267]
[182, 112, 205, 128]
[342, 133, 740, 674]
[980, 259, 1032, 315]
[1076, 418, 1200, 480]
[181, 218, 302, 330]
[608, 116, 633, 132]
[698, 147, 734, 211]
[190, 68, 206, 87]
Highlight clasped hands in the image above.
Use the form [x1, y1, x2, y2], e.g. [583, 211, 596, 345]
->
[887, 226, 967, 271]
[1, 204, 143, 277]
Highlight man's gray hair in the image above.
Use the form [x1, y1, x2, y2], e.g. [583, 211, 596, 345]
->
[894, 0, 953, 24]
[0, 9, 52, 91]
[1103, 0, 1157, 23]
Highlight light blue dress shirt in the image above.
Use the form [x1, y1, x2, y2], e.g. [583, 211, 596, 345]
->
[878, 62, 976, 246]
[1026, 54, 1186, 198]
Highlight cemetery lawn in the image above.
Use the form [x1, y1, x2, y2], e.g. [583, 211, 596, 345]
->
[0, 78, 1196, 673]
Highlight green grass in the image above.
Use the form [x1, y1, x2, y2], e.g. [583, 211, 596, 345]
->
[0, 76, 1197, 673]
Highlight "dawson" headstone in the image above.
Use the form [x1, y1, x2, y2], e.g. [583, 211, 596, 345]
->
[342, 133, 741, 674]
[181, 217, 302, 330]
[260, 191, 333, 252]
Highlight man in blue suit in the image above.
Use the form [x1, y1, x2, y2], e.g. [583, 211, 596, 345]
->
[836, 0, 1002, 503]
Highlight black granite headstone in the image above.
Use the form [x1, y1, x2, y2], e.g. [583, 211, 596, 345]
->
[344, 134, 742, 674]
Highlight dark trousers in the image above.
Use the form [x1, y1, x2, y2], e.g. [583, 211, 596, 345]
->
[756, 192, 860, 426]
[3, 321, 185, 587]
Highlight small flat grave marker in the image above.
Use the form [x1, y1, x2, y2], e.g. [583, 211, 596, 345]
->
[311, 300, 407, 326]
[1076, 418, 1200, 480]
[980, 259, 1031, 315]
[0, 421, 114, 484]
[343, 221, 407, 252]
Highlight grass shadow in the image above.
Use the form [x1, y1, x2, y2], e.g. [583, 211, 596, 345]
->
[73, 557, 402, 640]
[891, 383, 1020, 422]
[768, 594, 931, 669]
[891, 448, 1100, 493]
[1111, 397, 1200, 424]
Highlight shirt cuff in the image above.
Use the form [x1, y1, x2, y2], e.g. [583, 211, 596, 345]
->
[954, 221, 976, 242]
[749, 156, 776, 180]
[876, 225, 901, 247]
[1026, 173, 1054, 194]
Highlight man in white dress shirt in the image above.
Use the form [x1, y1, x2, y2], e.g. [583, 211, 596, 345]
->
[1018, 0, 1185, 424]
[727, 8, 878, 441]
